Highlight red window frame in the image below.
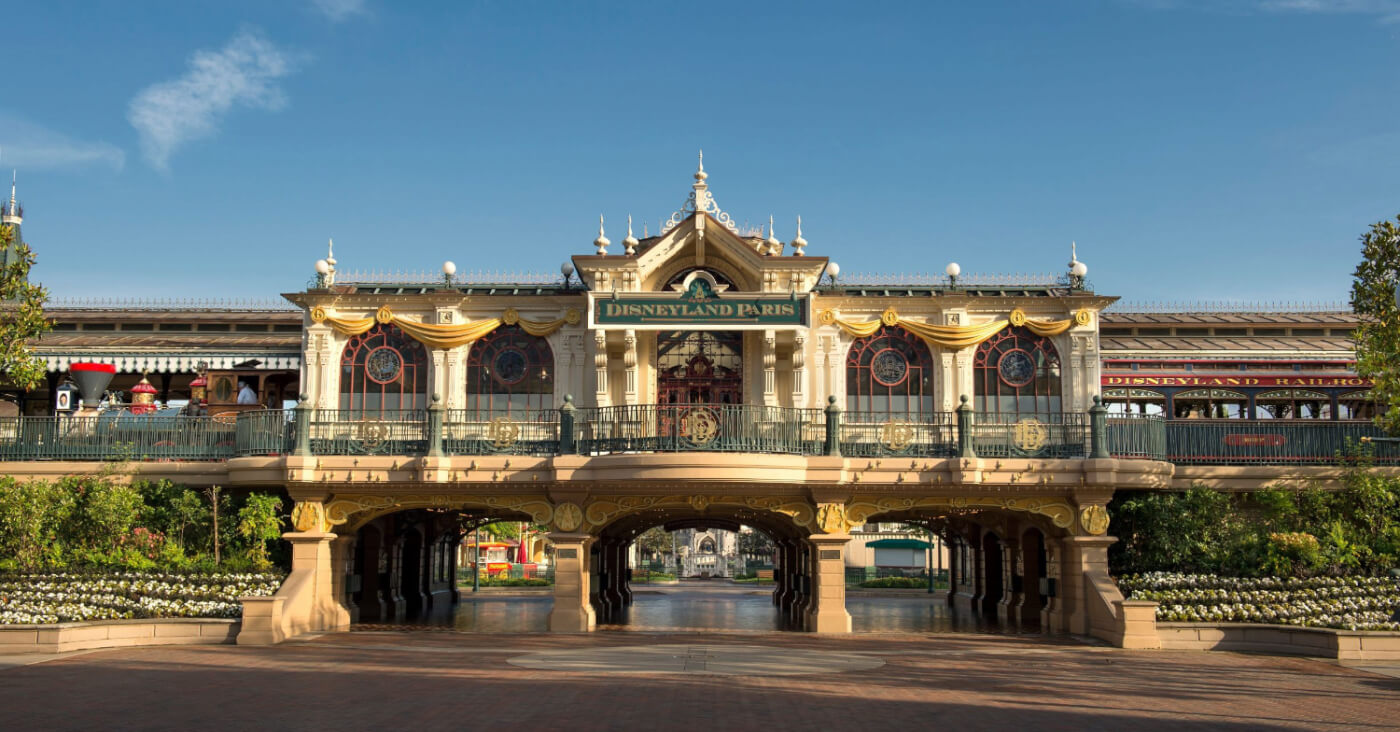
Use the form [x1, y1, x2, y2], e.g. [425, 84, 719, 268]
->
[465, 325, 554, 415]
[339, 323, 428, 414]
[973, 326, 1061, 415]
[845, 325, 935, 415]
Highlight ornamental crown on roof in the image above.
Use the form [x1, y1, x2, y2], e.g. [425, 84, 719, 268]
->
[574, 154, 829, 295]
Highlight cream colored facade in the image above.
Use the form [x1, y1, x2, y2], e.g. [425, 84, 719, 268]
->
[219, 163, 1169, 646]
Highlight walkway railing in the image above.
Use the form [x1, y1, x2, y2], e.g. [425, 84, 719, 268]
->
[575, 404, 825, 455]
[0, 414, 235, 461]
[1165, 419, 1398, 465]
[4, 401, 1400, 466]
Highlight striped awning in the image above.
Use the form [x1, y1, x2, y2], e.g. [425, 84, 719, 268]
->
[42, 352, 301, 373]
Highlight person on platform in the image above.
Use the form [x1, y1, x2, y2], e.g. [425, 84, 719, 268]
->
[237, 381, 258, 405]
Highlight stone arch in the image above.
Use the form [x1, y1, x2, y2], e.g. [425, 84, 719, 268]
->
[325, 493, 554, 532]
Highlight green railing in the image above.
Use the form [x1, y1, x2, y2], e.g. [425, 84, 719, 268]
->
[969, 412, 1091, 459]
[306, 409, 428, 456]
[443, 409, 560, 457]
[1166, 419, 1399, 465]
[235, 410, 295, 457]
[0, 415, 235, 461]
[839, 411, 957, 457]
[575, 404, 825, 455]
[1105, 415, 1166, 460]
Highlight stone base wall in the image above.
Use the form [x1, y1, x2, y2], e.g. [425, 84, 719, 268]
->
[0, 618, 239, 655]
[1159, 623, 1400, 661]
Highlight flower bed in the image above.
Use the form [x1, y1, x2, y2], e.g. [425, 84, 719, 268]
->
[0, 570, 284, 625]
[1119, 572, 1400, 631]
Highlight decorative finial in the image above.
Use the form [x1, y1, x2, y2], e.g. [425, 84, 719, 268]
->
[326, 238, 336, 267]
[790, 215, 807, 256]
[694, 149, 707, 182]
[1069, 241, 1077, 269]
[623, 214, 639, 256]
[594, 214, 610, 255]
[764, 215, 781, 255]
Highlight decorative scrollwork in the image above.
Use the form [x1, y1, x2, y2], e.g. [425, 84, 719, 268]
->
[662, 188, 740, 234]
[680, 407, 720, 446]
[356, 419, 392, 453]
[880, 420, 916, 452]
[325, 494, 554, 530]
[847, 495, 1076, 530]
[1012, 417, 1049, 454]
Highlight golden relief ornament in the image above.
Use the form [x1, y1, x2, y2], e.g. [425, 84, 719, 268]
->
[324, 494, 555, 530]
[564, 307, 583, 326]
[880, 307, 900, 327]
[553, 501, 584, 532]
[680, 407, 720, 446]
[291, 501, 327, 532]
[502, 307, 520, 326]
[1079, 504, 1110, 535]
[310, 306, 327, 324]
[818, 309, 837, 326]
[880, 420, 915, 452]
[375, 305, 394, 324]
[1013, 417, 1049, 453]
[1008, 308, 1028, 327]
[356, 419, 392, 452]
[816, 503, 850, 534]
[1074, 309, 1092, 327]
[487, 417, 521, 448]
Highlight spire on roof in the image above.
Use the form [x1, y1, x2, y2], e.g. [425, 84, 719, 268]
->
[623, 214, 639, 256]
[790, 216, 807, 256]
[594, 214, 610, 255]
[695, 149, 707, 182]
[765, 215, 781, 255]
[326, 237, 336, 268]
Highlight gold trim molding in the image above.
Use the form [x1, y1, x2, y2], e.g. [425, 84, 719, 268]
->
[324, 494, 555, 530]
[846, 495, 1077, 531]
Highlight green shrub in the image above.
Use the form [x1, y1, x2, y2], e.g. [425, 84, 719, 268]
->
[859, 576, 927, 589]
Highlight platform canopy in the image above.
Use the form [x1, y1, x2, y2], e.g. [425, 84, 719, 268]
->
[865, 538, 932, 550]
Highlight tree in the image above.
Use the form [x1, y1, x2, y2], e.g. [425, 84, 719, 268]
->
[634, 525, 673, 560]
[1350, 215, 1400, 433]
[0, 225, 50, 390]
[235, 493, 284, 569]
[738, 527, 775, 560]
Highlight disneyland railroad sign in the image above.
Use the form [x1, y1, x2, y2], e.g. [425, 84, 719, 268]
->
[590, 277, 809, 329]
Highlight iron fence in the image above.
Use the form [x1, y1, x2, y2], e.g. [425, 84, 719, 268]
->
[969, 412, 1090, 459]
[840, 411, 956, 458]
[1105, 415, 1166, 460]
[444, 409, 560, 456]
[235, 410, 295, 457]
[1165, 419, 1399, 465]
[0, 415, 235, 461]
[575, 404, 825, 455]
[306, 409, 428, 456]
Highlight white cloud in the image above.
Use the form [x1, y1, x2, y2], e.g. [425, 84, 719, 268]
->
[127, 29, 299, 171]
[309, 0, 368, 22]
[0, 114, 125, 171]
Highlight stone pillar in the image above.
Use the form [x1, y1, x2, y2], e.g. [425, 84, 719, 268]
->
[238, 530, 349, 645]
[806, 534, 852, 634]
[549, 533, 596, 632]
[944, 538, 959, 607]
[1059, 536, 1118, 638]
[332, 534, 358, 624]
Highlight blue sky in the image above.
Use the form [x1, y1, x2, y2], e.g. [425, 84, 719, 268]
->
[3, 0, 1398, 304]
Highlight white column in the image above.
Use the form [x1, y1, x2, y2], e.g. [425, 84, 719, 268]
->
[763, 329, 777, 407]
[593, 330, 609, 407]
[791, 334, 806, 407]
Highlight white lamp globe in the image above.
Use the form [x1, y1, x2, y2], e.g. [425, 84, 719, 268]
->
[826, 262, 840, 279]
[315, 259, 330, 275]
[945, 262, 961, 278]
[561, 261, 575, 278]
[1071, 261, 1088, 277]
[442, 261, 457, 277]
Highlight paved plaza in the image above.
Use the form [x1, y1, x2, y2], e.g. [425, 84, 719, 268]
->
[2, 627, 1396, 731]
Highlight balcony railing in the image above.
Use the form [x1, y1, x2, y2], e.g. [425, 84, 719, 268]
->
[576, 404, 825, 455]
[1, 403, 1398, 467]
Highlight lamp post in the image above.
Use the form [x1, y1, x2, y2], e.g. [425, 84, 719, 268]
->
[825, 261, 840, 285]
[945, 262, 961, 289]
[560, 260, 575, 289]
[442, 260, 456, 287]
[314, 259, 330, 289]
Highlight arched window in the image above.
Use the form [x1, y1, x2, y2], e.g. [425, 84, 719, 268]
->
[340, 323, 429, 413]
[1337, 390, 1376, 420]
[1172, 389, 1247, 419]
[1103, 388, 1165, 416]
[465, 325, 554, 414]
[845, 325, 935, 415]
[698, 537, 716, 554]
[1255, 389, 1330, 419]
[973, 327, 1061, 415]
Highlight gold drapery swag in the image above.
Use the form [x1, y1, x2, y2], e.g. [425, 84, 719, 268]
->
[818, 307, 1086, 349]
[310, 305, 582, 349]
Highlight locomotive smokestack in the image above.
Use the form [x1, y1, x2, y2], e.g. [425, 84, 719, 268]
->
[69, 363, 116, 408]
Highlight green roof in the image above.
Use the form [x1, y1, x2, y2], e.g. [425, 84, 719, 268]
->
[866, 538, 931, 550]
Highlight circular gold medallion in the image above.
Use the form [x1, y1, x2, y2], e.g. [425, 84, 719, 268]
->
[310, 306, 327, 324]
[1075, 309, 1092, 327]
[880, 307, 900, 327]
[502, 307, 520, 325]
[375, 306, 394, 324]
[1012, 417, 1048, 453]
[565, 307, 582, 326]
[818, 309, 837, 326]
[1009, 308, 1027, 327]
[1079, 505, 1110, 535]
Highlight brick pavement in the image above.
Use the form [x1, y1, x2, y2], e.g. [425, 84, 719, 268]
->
[1, 631, 1396, 731]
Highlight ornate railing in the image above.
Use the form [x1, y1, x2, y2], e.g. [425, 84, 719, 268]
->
[7, 403, 1400, 467]
[306, 409, 428, 456]
[575, 404, 825, 455]
[444, 409, 559, 457]
[969, 412, 1091, 459]
[839, 411, 956, 458]
[1165, 419, 1397, 465]
[0, 415, 236, 461]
